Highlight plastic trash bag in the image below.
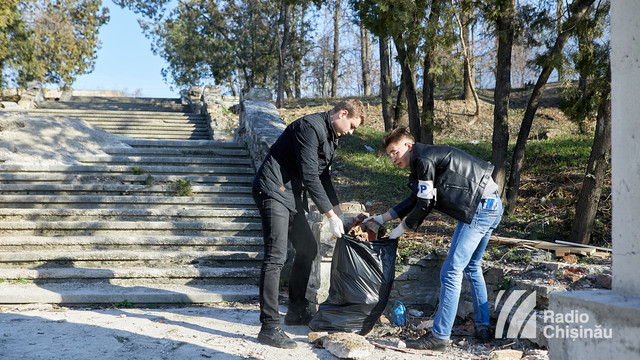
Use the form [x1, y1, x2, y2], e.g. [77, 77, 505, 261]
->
[309, 235, 398, 335]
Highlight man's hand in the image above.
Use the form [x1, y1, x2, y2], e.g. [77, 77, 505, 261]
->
[328, 215, 345, 238]
[389, 221, 409, 239]
[363, 214, 384, 226]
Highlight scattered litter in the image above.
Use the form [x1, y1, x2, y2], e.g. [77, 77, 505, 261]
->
[364, 145, 375, 152]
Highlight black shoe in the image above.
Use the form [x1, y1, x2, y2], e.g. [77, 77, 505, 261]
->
[405, 333, 451, 351]
[257, 326, 297, 349]
[474, 327, 492, 342]
[284, 307, 313, 326]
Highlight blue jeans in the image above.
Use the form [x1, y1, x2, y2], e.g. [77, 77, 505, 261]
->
[432, 193, 503, 340]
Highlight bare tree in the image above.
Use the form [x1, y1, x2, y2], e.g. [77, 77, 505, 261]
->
[379, 35, 393, 130]
[569, 64, 610, 244]
[421, 0, 443, 145]
[452, 0, 480, 117]
[331, 0, 340, 97]
[360, 21, 371, 95]
[505, 0, 596, 213]
[491, 0, 515, 198]
[460, 0, 474, 101]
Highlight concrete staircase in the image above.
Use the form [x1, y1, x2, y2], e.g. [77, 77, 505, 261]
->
[0, 97, 262, 304]
[27, 96, 210, 140]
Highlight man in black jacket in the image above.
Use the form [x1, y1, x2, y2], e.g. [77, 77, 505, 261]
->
[252, 99, 365, 348]
[365, 127, 502, 351]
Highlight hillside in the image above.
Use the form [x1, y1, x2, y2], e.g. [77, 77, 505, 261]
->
[279, 83, 611, 251]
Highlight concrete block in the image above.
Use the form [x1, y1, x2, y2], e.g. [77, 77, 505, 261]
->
[548, 290, 640, 360]
[324, 333, 374, 360]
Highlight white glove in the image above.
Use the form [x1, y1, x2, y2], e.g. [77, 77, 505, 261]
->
[328, 215, 345, 238]
[389, 221, 409, 239]
[363, 214, 384, 226]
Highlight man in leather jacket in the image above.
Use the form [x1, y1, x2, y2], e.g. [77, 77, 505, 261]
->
[365, 127, 503, 351]
[252, 99, 365, 348]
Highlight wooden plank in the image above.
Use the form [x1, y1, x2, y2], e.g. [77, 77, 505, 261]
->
[554, 240, 612, 253]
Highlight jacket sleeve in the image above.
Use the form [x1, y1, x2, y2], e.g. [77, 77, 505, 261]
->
[320, 167, 340, 207]
[402, 157, 437, 230]
[294, 120, 334, 213]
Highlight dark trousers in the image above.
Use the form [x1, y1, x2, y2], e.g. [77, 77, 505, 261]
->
[252, 191, 318, 326]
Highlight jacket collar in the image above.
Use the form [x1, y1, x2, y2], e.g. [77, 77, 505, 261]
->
[325, 111, 338, 142]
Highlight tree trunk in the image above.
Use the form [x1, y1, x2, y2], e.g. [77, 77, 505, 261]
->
[394, 81, 408, 128]
[395, 37, 420, 141]
[360, 22, 371, 96]
[461, 0, 474, 101]
[569, 65, 610, 245]
[380, 35, 393, 131]
[491, 0, 515, 198]
[505, 0, 596, 213]
[556, 0, 565, 82]
[421, 0, 442, 145]
[293, 5, 305, 99]
[276, 1, 291, 108]
[331, 0, 340, 98]
[451, 0, 480, 117]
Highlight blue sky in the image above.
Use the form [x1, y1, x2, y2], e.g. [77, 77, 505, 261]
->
[73, 2, 176, 98]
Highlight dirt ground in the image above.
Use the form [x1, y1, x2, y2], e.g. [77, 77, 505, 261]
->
[0, 302, 541, 360]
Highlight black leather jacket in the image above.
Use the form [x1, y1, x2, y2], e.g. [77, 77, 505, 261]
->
[392, 143, 495, 227]
[252, 111, 339, 214]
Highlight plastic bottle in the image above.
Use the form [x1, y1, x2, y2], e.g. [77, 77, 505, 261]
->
[390, 300, 406, 326]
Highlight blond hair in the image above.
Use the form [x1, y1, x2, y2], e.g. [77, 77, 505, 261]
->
[331, 99, 366, 125]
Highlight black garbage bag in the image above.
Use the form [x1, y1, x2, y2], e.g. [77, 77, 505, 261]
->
[309, 235, 398, 335]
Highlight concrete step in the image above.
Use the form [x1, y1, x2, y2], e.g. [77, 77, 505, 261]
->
[0, 164, 254, 175]
[0, 195, 255, 208]
[0, 250, 262, 268]
[0, 183, 252, 195]
[121, 139, 245, 149]
[35, 102, 189, 113]
[22, 108, 198, 117]
[0, 219, 260, 232]
[77, 155, 252, 166]
[0, 266, 260, 285]
[0, 173, 254, 185]
[102, 146, 250, 157]
[0, 235, 262, 251]
[87, 122, 208, 130]
[0, 282, 259, 304]
[0, 208, 258, 221]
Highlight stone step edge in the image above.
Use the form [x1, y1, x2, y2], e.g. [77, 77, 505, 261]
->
[122, 139, 243, 148]
[0, 235, 263, 246]
[0, 283, 259, 304]
[0, 174, 253, 183]
[0, 266, 259, 280]
[0, 208, 257, 217]
[0, 220, 261, 230]
[0, 164, 254, 174]
[0, 250, 262, 262]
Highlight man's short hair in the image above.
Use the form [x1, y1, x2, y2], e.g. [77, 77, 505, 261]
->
[382, 127, 415, 148]
[331, 99, 366, 125]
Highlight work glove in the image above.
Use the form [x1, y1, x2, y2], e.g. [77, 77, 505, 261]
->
[389, 221, 409, 239]
[328, 215, 345, 238]
[363, 214, 384, 226]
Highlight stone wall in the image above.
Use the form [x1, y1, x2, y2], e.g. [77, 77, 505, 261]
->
[181, 85, 241, 141]
[233, 88, 283, 170]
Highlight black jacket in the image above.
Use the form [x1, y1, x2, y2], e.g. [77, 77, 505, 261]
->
[392, 143, 495, 227]
[252, 111, 339, 214]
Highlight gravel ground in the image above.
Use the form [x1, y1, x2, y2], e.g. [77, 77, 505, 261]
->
[0, 302, 534, 360]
